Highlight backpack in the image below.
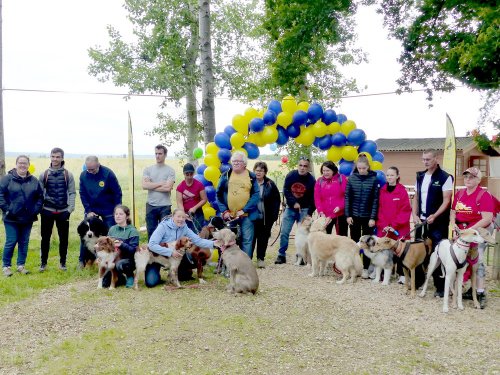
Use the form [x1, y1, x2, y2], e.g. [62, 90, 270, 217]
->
[455, 188, 500, 221]
[43, 169, 69, 188]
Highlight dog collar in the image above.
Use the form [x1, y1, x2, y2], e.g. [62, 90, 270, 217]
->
[219, 240, 236, 253]
[456, 239, 472, 251]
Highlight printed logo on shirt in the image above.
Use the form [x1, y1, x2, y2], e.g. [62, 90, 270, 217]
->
[432, 181, 441, 186]
[455, 201, 472, 213]
[99, 181, 105, 187]
[291, 182, 307, 199]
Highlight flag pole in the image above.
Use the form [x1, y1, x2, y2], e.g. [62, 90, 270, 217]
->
[127, 112, 138, 226]
[443, 113, 456, 236]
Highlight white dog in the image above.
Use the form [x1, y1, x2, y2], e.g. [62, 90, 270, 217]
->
[294, 216, 313, 266]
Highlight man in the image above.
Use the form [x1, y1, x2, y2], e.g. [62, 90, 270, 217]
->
[39, 148, 76, 272]
[79, 155, 122, 268]
[275, 157, 316, 264]
[216, 151, 260, 258]
[142, 145, 175, 239]
[412, 148, 453, 298]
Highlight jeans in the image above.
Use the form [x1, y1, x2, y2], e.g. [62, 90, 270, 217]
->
[144, 263, 162, 288]
[252, 218, 273, 261]
[2, 221, 33, 267]
[40, 209, 70, 266]
[231, 216, 255, 258]
[146, 204, 171, 239]
[278, 208, 309, 256]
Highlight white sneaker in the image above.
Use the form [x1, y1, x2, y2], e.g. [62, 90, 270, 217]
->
[369, 271, 376, 279]
[361, 269, 369, 279]
[257, 260, 266, 269]
[398, 276, 405, 284]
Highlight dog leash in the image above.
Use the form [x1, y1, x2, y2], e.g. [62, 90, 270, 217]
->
[397, 220, 428, 240]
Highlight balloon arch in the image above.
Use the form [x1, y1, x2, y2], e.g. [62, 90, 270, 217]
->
[192, 95, 385, 220]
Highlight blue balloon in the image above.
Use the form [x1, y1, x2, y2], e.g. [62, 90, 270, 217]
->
[82, 163, 87, 171]
[322, 109, 337, 125]
[276, 126, 289, 145]
[339, 161, 354, 176]
[243, 142, 260, 160]
[292, 110, 307, 127]
[313, 137, 321, 148]
[376, 170, 387, 187]
[196, 164, 207, 175]
[214, 132, 231, 149]
[307, 103, 323, 123]
[317, 135, 332, 151]
[286, 124, 301, 138]
[373, 151, 385, 163]
[263, 110, 277, 125]
[337, 114, 347, 124]
[205, 185, 216, 202]
[224, 125, 237, 137]
[347, 129, 366, 146]
[249, 118, 265, 133]
[268, 100, 282, 115]
[270, 143, 277, 151]
[220, 163, 231, 174]
[331, 132, 347, 146]
[217, 148, 232, 164]
[194, 174, 212, 187]
[358, 140, 378, 156]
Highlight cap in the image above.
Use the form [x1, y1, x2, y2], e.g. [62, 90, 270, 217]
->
[183, 163, 195, 174]
[463, 167, 482, 179]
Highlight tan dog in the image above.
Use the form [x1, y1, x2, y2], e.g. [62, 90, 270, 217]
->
[294, 216, 313, 266]
[372, 236, 432, 298]
[95, 236, 121, 290]
[212, 228, 259, 295]
[133, 237, 192, 290]
[307, 230, 363, 284]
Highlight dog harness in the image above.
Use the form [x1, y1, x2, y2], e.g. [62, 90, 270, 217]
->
[448, 239, 470, 269]
[391, 240, 411, 262]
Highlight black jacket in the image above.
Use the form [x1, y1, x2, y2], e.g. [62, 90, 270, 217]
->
[283, 170, 316, 216]
[0, 169, 44, 223]
[415, 165, 452, 227]
[344, 170, 379, 220]
[258, 176, 281, 227]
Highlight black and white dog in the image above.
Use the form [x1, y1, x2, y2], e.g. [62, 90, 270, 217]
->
[77, 216, 109, 263]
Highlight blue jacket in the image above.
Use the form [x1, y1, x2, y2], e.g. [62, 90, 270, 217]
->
[79, 165, 122, 217]
[216, 169, 260, 221]
[149, 218, 215, 257]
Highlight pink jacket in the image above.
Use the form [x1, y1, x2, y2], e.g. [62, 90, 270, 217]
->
[314, 174, 347, 218]
[376, 183, 412, 239]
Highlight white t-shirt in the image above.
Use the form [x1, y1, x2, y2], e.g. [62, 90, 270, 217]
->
[416, 174, 453, 218]
[143, 164, 176, 206]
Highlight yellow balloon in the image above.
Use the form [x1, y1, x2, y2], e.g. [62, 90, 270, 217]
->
[232, 114, 249, 135]
[276, 112, 293, 128]
[232, 147, 248, 156]
[282, 95, 297, 113]
[204, 154, 221, 168]
[326, 146, 342, 162]
[230, 132, 245, 148]
[211, 248, 219, 262]
[28, 164, 35, 174]
[244, 107, 259, 120]
[311, 121, 327, 137]
[252, 132, 267, 147]
[295, 126, 315, 146]
[204, 166, 221, 185]
[358, 152, 373, 164]
[257, 108, 265, 119]
[341, 146, 358, 161]
[327, 122, 341, 134]
[262, 126, 279, 144]
[371, 161, 383, 171]
[202, 205, 217, 220]
[205, 142, 219, 155]
[297, 101, 310, 112]
[340, 120, 356, 136]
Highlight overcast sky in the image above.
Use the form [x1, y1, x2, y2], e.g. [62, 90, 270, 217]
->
[3, 0, 496, 158]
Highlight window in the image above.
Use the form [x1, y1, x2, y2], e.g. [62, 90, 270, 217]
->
[469, 156, 488, 177]
[456, 155, 463, 176]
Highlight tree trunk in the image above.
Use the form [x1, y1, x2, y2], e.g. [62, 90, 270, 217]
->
[198, 0, 216, 144]
[0, 0, 5, 176]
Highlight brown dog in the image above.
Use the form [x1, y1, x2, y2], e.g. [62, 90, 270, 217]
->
[373, 237, 432, 298]
[94, 236, 121, 290]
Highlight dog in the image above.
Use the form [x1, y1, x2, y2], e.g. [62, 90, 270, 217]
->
[307, 226, 363, 284]
[77, 216, 109, 265]
[371, 236, 432, 296]
[134, 237, 192, 290]
[94, 236, 121, 290]
[357, 235, 394, 286]
[419, 228, 491, 313]
[212, 228, 259, 295]
[294, 216, 313, 266]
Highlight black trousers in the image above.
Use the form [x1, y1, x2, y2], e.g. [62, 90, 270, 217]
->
[252, 218, 273, 261]
[40, 209, 70, 266]
[325, 215, 348, 236]
[349, 216, 373, 269]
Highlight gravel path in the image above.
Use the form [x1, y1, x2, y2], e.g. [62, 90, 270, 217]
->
[1, 255, 498, 375]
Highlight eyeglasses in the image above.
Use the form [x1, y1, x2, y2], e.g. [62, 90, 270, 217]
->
[232, 160, 245, 164]
[184, 172, 194, 176]
[299, 156, 310, 162]
[463, 174, 477, 179]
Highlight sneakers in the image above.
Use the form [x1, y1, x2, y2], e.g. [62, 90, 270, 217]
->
[77, 261, 85, 270]
[462, 288, 473, 300]
[17, 266, 29, 275]
[3, 267, 13, 277]
[59, 264, 67, 271]
[39, 264, 47, 272]
[434, 290, 444, 298]
[398, 276, 405, 285]
[361, 269, 370, 279]
[477, 292, 487, 309]
[257, 259, 266, 269]
[125, 276, 135, 288]
[369, 271, 376, 280]
[274, 255, 286, 264]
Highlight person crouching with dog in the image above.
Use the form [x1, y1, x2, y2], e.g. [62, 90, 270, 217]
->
[450, 167, 495, 309]
[145, 209, 216, 287]
[102, 205, 140, 288]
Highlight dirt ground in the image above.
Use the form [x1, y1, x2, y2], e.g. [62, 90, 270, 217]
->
[1, 249, 499, 374]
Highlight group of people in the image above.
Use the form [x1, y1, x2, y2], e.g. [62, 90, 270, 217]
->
[0, 146, 496, 308]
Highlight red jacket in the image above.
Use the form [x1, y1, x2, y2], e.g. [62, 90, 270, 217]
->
[376, 183, 411, 239]
[314, 174, 347, 218]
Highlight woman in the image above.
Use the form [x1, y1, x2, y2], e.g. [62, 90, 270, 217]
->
[450, 167, 495, 309]
[376, 166, 412, 284]
[252, 161, 281, 268]
[0, 155, 44, 276]
[176, 163, 207, 232]
[105, 205, 140, 288]
[145, 208, 216, 287]
[345, 154, 379, 278]
[314, 161, 348, 235]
